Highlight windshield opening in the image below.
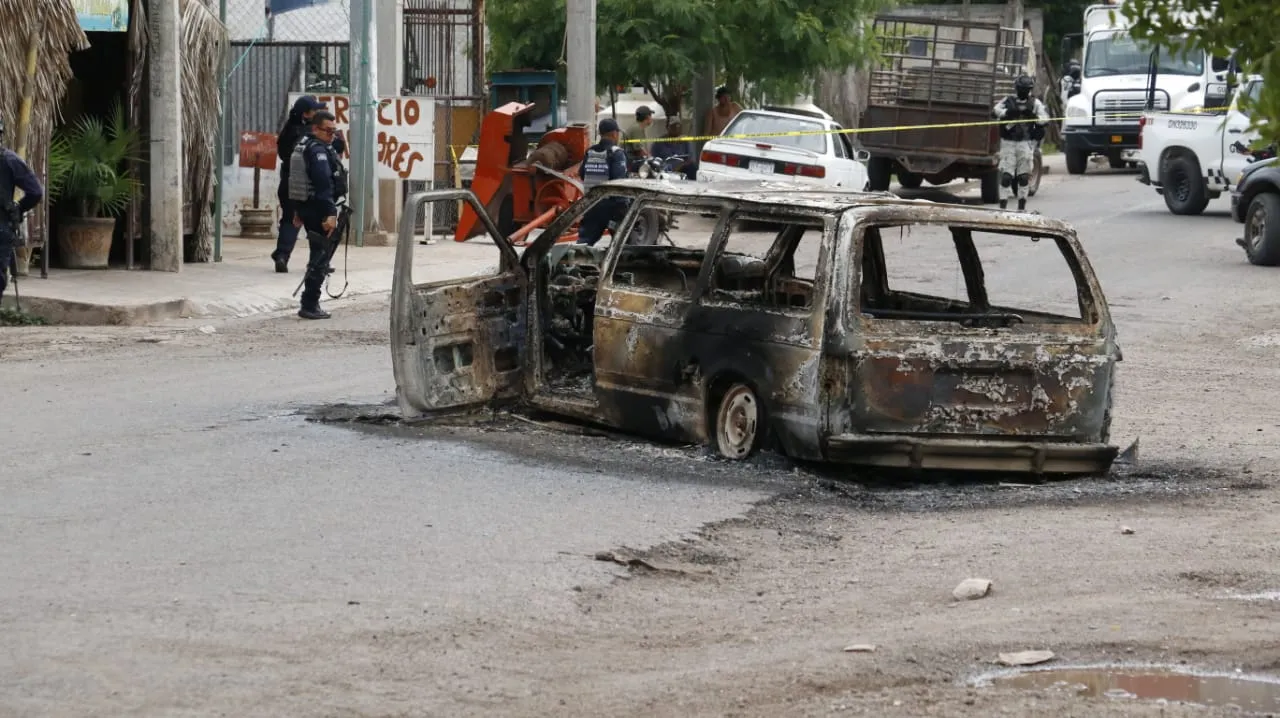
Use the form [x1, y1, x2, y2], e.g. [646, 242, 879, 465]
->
[1083, 31, 1203, 78]
[721, 113, 827, 154]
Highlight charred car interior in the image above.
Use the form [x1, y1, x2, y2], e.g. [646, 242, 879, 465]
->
[392, 182, 1121, 476]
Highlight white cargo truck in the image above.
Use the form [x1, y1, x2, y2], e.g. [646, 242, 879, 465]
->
[1060, 2, 1233, 175]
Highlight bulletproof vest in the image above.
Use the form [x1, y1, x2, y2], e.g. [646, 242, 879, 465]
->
[287, 141, 312, 201]
[582, 146, 613, 189]
[1000, 98, 1034, 142]
[287, 136, 348, 202]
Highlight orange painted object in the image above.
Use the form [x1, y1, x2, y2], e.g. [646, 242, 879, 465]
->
[239, 131, 279, 170]
[455, 102, 593, 244]
[455, 102, 536, 242]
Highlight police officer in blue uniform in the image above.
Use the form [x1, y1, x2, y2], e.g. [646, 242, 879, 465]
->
[272, 95, 347, 273]
[0, 113, 45, 303]
[576, 118, 629, 246]
[286, 110, 348, 319]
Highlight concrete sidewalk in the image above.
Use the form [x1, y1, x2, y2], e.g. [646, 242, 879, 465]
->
[1, 236, 501, 326]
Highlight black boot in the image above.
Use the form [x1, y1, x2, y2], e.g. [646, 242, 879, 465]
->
[299, 259, 330, 319]
[298, 306, 331, 320]
[999, 198, 1008, 209]
[1017, 198, 1027, 211]
[271, 251, 289, 273]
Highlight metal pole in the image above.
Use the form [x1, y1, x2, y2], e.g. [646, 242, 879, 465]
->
[213, 0, 228, 262]
[349, 0, 374, 247]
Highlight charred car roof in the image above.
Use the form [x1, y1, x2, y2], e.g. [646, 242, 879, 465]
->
[591, 179, 1077, 234]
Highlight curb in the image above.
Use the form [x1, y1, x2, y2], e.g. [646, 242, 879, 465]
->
[0, 285, 392, 327]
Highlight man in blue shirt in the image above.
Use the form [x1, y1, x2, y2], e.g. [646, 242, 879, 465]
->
[576, 118, 629, 246]
[0, 113, 45, 302]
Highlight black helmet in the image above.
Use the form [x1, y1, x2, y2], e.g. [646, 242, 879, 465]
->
[1014, 74, 1035, 99]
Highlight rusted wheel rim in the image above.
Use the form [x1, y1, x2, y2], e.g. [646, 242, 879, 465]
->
[716, 385, 758, 459]
[1248, 202, 1267, 251]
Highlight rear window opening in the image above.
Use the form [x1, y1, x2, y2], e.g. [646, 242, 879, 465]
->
[858, 223, 1093, 326]
[721, 113, 827, 154]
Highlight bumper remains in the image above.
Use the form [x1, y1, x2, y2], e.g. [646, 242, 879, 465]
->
[824, 434, 1119, 474]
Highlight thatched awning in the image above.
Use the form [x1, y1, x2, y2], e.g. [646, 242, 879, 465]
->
[0, 0, 90, 158]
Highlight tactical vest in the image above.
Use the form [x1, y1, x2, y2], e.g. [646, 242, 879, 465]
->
[582, 146, 614, 189]
[287, 137, 349, 202]
[999, 100, 1035, 142]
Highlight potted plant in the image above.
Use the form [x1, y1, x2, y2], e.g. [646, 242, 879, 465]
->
[47, 102, 142, 269]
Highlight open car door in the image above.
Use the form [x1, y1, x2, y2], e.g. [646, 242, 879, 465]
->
[391, 189, 528, 418]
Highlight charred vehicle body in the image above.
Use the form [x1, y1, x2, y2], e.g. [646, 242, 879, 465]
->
[392, 181, 1121, 475]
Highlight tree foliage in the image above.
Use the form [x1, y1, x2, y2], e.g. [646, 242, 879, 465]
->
[1123, 0, 1280, 145]
[486, 0, 892, 118]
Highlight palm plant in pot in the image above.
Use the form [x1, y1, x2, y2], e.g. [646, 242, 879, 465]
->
[47, 102, 142, 269]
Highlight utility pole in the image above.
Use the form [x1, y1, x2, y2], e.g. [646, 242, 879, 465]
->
[566, 0, 597, 136]
[149, 0, 184, 271]
[349, 0, 377, 246]
[375, 0, 403, 240]
[213, 0, 228, 262]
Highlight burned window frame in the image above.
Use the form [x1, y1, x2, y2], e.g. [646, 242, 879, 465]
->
[848, 215, 1104, 328]
[597, 197, 733, 299]
[700, 207, 836, 317]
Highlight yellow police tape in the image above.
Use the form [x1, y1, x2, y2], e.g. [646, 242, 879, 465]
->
[446, 105, 1233, 158]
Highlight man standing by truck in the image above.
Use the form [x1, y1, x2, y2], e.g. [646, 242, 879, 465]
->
[993, 75, 1049, 211]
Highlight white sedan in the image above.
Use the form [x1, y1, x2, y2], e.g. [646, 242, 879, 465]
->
[696, 107, 870, 190]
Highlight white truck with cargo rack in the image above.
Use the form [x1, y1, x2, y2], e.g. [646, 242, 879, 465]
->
[1135, 77, 1264, 215]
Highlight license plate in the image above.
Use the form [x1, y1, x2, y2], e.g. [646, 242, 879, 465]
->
[748, 160, 774, 174]
[1111, 135, 1123, 143]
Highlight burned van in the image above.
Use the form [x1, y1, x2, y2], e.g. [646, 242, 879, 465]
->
[391, 180, 1121, 475]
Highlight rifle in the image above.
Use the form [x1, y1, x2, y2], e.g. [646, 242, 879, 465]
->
[291, 202, 352, 300]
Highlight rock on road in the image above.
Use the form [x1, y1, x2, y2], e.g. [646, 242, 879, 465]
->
[4, 162, 1280, 717]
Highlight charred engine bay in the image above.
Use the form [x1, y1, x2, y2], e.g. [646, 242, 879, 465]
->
[543, 246, 602, 396]
[305, 401, 1244, 514]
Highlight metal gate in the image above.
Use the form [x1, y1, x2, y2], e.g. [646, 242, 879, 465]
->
[402, 0, 486, 236]
[223, 41, 351, 161]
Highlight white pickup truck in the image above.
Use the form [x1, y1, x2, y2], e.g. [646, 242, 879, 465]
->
[1136, 77, 1264, 215]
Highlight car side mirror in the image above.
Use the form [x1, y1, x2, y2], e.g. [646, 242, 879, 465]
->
[854, 149, 871, 162]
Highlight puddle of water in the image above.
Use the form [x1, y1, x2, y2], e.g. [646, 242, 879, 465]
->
[978, 665, 1280, 713]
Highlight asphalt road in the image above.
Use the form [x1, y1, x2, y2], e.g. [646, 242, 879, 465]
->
[4, 160, 1277, 717]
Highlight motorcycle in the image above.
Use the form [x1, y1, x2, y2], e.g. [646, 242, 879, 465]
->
[620, 155, 689, 245]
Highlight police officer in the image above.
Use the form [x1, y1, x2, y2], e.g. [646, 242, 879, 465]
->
[286, 110, 348, 319]
[992, 75, 1048, 211]
[0, 113, 45, 303]
[271, 95, 327, 273]
[576, 118, 629, 246]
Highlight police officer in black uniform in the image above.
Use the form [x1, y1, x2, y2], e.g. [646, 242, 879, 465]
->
[272, 95, 326, 273]
[286, 110, 348, 320]
[0, 113, 45, 303]
[575, 118, 629, 246]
